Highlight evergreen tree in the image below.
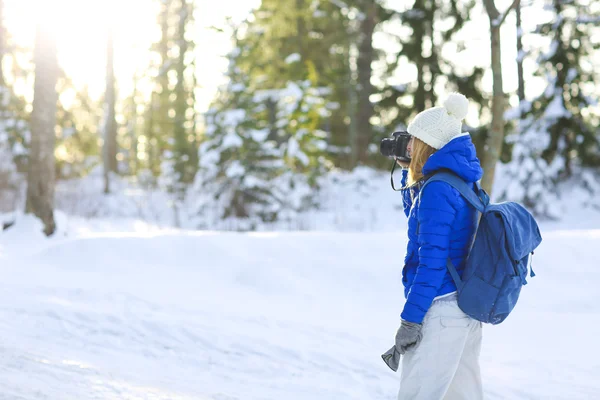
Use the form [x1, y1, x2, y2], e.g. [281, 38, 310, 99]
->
[193, 24, 331, 230]
[502, 0, 600, 217]
[235, 0, 391, 169]
[375, 1, 482, 136]
[145, 0, 198, 190]
[54, 80, 101, 179]
[0, 0, 28, 210]
[171, 0, 198, 189]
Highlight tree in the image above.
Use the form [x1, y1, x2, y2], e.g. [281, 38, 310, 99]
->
[480, 0, 520, 194]
[143, 0, 198, 187]
[0, 0, 27, 212]
[102, 24, 118, 193]
[0, 0, 5, 87]
[171, 0, 198, 188]
[26, 20, 58, 236]
[193, 22, 332, 230]
[234, 0, 390, 169]
[144, 0, 172, 179]
[354, 0, 378, 166]
[376, 1, 481, 142]
[502, 0, 600, 217]
[515, 0, 525, 102]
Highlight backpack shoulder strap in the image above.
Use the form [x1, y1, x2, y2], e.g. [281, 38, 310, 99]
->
[420, 171, 488, 213]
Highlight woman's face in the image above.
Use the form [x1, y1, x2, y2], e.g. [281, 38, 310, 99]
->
[407, 136, 414, 158]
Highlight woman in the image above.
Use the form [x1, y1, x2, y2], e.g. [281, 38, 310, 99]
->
[384, 93, 484, 399]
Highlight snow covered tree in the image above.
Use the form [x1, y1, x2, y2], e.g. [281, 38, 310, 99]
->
[0, 87, 23, 212]
[376, 0, 482, 135]
[0, 0, 27, 211]
[502, 0, 600, 217]
[193, 26, 332, 230]
[231, 0, 392, 169]
[144, 0, 198, 186]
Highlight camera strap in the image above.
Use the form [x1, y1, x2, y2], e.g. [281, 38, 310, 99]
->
[390, 160, 404, 192]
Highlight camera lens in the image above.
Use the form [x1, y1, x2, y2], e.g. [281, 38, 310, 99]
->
[380, 138, 396, 158]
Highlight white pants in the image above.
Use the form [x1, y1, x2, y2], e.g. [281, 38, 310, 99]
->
[398, 295, 483, 400]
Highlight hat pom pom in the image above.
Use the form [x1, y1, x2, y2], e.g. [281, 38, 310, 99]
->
[443, 93, 469, 120]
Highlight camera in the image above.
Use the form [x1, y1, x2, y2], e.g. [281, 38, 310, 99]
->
[380, 131, 412, 162]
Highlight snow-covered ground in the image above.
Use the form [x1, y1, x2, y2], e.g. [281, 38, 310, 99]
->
[0, 213, 598, 399]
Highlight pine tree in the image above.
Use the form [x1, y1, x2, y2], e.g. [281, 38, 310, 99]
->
[54, 78, 101, 179]
[502, 0, 600, 217]
[376, 1, 478, 128]
[193, 22, 331, 230]
[236, 0, 388, 169]
[145, 0, 173, 180]
[102, 24, 118, 193]
[144, 0, 198, 190]
[171, 0, 198, 189]
[0, 0, 27, 210]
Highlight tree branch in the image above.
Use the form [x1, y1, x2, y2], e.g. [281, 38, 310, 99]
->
[482, 0, 500, 20]
[483, 0, 521, 27]
[498, 0, 521, 26]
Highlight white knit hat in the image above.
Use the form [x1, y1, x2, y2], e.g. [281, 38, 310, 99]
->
[407, 93, 470, 149]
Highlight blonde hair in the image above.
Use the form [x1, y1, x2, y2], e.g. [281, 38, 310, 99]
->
[408, 137, 437, 186]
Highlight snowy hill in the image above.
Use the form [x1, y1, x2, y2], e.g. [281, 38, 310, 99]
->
[0, 216, 598, 399]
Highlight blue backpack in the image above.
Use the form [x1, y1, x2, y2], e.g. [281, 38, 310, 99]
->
[420, 171, 542, 325]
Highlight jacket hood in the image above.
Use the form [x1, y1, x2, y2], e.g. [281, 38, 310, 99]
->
[422, 134, 483, 183]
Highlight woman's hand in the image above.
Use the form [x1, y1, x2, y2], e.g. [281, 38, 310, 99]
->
[396, 158, 410, 168]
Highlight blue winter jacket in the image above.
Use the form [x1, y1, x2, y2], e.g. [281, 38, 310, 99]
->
[400, 134, 483, 324]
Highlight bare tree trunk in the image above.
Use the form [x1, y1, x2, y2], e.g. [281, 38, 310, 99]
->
[103, 24, 118, 193]
[154, 0, 171, 178]
[480, 0, 520, 194]
[347, 56, 357, 168]
[414, 1, 426, 112]
[516, 2, 525, 102]
[0, 0, 5, 87]
[26, 22, 58, 236]
[355, 1, 376, 165]
[128, 72, 139, 174]
[189, 55, 199, 168]
[173, 0, 189, 185]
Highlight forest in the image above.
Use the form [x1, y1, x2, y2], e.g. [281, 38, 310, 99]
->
[2, 0, 599, 234]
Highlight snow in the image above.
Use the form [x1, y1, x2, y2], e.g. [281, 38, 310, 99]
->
[222, 109, 246, 126]
[250, 128, 269, 142]
[226, 160, 245, 178]
[0, 209, 599, 399]
[544, 95, 571, 120]
[392, 84, 408, 92]
[230, 83, 246, 92]
[285, 53, 301, 64]
[542, 40, 559, 62]
[566, 67, 577, 83]
[577, 15, 600, 24]
[543, 74, 557, 98]
[222, 130, 243, 149]
[403, 9, 426, 20]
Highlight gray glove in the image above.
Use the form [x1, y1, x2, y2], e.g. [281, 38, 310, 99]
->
[381, 320, 423, 372]
[381, 345, 401, 372]
[395, 320, 423, 353]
